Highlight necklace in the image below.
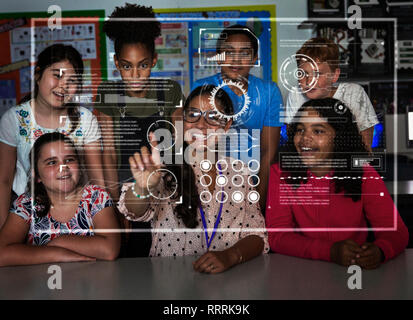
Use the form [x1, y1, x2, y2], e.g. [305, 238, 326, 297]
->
[119, 105, 126, 118]
[199, 163, 224, 250]
[118, 86, 127, 118]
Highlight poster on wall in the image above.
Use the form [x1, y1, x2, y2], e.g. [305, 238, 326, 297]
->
[0, 11, 106, 108]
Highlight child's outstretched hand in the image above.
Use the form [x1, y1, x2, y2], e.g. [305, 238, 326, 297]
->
[355, 242, 384, 270]
[330, 239, 364, 266]
[129, 132, 163, 192]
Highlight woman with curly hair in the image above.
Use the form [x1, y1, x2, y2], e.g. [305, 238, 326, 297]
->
[94, 3, 184, 257]
[265, 98, 408, 269]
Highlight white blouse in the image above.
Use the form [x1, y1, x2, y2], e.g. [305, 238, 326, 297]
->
[0, 100, 101, 195]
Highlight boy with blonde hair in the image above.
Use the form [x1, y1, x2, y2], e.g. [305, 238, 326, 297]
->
[285, 37, 378, 149]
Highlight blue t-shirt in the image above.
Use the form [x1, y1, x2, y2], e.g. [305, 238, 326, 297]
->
[193, 73, 284, 164]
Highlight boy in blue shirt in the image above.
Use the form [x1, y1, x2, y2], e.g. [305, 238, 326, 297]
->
[192, 24, 284, 211]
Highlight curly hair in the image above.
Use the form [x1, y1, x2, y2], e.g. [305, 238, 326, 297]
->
[281, 98, 368, 202]
[103, 3, 161, 57]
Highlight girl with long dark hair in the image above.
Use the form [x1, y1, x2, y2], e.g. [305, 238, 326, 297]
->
[266, 98, 408, 269]
[117, 85, 269, 273]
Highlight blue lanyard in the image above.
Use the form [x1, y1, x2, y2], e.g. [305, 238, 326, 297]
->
[199, 163, 224, 250]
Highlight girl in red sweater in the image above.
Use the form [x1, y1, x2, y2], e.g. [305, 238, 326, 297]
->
[266, 98, 408, 269]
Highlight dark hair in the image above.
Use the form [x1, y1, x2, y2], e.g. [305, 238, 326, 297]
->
[166, 85, 233, 228]
[185, 84, 234, 115]
[27, 132, 86, 217]
[103, 3, 161, 57]
[282, 98, 367, 202]
[26, 44, 84, 133]
[216, 24, 259, 57]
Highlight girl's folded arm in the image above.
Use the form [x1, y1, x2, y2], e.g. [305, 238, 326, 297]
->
[46, 206, 121, 261]
[0, 214, 93, 267]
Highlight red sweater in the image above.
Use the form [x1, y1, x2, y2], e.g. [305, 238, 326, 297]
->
[265, 164, 409, 262]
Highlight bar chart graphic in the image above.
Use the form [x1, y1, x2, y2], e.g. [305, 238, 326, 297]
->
[207, 52, 226, 61]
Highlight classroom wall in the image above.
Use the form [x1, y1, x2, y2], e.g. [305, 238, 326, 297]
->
[0, 0, 310, 101]
[1, 1, 411, 164]
[385, 115, 413, 158]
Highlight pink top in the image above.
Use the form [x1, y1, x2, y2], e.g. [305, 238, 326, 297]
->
[265, 164, 408, 262]
[118, 158, 269, 257]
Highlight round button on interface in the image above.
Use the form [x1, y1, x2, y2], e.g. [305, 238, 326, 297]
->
[248, 191, 260, 203]
[216, 175, 228, 187]
[232, 191, 244, 203]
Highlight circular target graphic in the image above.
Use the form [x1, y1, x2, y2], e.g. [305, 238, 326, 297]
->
[248, 191, 260, 203]
[216, 159, 228, 171]
[216, 191, 228, 204]
[147, 168, 178, 200]
[248, 159, 260, 173]
[147, 120, 177, 151]
[200, 174, 212, 187]
[231, 191, 244, 203]
[208, 80, 251, 121]
[279, 54, 319, 93]
[333, 101, 347, 115]
[200, 160, 212, 172]
[200, 190, 213, 203]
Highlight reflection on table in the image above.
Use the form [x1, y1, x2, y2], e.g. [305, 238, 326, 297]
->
[1, 250, 412, 299]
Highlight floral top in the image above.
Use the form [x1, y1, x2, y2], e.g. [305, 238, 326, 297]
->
[0, 100, 101, 195]
[118, 158, 269, 257]
[11, 185, 113, 246]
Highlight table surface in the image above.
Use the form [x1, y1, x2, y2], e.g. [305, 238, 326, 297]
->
[1, 249, 413, 300]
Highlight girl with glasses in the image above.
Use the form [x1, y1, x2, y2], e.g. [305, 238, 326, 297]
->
[117, 85, 269, 274]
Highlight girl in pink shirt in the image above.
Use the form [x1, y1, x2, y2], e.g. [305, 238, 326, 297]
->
[266, 98, 408, 269]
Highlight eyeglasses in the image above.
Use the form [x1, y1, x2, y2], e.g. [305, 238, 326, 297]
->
[183, 108, 228, 126]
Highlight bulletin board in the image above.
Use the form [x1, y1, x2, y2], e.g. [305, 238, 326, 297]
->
[0, 10, 106, 116]
[153, 5, 277, 96]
